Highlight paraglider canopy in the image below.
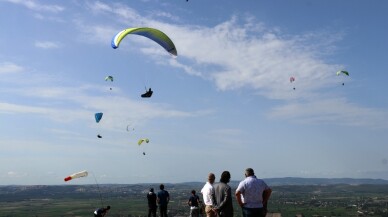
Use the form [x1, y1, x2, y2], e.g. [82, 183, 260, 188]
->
[111, 27, 177, 57]
[336, 70, 349, 76]
[105, 76, 114, 82]
[138, 138, 150, 145]
[95, 113, 103, 123]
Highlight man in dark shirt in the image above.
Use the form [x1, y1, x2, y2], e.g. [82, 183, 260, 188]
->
[157, 184, 170, 217]
[188, 189, 200, 217]
[147, 188, 157, 217]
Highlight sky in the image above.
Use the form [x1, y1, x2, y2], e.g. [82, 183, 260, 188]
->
[1, 0, 388, 185]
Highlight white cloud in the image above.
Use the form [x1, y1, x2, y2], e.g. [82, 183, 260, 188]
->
[74, 3, 388, 128]
[4, 0, 64, 13]
[4, 171, 28, 178]
[0, 62, 23, 74]
[82, 4, 342, 97]
[149, 11, 180, 22]
[35, 41, 61, 49]
[269, 98, 388, 128]
[0, 82, 210, 129]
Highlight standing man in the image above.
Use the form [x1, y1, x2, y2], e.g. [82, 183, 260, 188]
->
[147, 188, 157, 217]
[201, 173, 217, 217]
[188, 189, 200, 217]
[235, 168, 272, 217]
[157, 184, 170, 217]
[214, 171, 234, 217]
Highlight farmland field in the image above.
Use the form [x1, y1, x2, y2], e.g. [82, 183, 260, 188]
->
[1, 183, 388, 217]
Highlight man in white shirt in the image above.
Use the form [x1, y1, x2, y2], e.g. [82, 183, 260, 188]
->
[201, 173, 217, 217]
[235, 168, 272, 217]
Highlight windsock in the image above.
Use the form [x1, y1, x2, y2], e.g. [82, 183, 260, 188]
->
[64, 170, 88, 182]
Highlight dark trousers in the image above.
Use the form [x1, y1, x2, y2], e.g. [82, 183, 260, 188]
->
[241, 207, 266, 217]
[148, 207, 157, 217]
[159, 204, 168, 217]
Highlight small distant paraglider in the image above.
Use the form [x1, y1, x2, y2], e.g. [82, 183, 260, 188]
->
[95, 113, 103, 123]
[95, 113, 103, 138]
[138, 138, 150, 156]
[336, 70, 349, 86]
[64, 170, 88, 182]
[290, 76, 296, 90]
[105, 76, 114, 90]
[126, 125, 134, 132]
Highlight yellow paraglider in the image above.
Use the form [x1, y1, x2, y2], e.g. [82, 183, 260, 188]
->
[138, 138, 150, 145]
[111, 27, 177, 57]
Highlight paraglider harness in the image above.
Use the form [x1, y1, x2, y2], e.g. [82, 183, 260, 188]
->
[141, 88, 153, 98]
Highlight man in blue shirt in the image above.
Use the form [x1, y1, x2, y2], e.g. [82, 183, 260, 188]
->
[235, 168, 272, 217]
[157, 184, 170, 217]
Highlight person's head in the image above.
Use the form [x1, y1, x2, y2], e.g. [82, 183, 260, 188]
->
[220, 171, 231, 183]
[106, 205, 111, 210]
[207, 173, 215, 184]
[150, 188, 154, 192]
[160, 184, 165, 190]
[245, 168, 255, 177]
[191, 189, 196, 195]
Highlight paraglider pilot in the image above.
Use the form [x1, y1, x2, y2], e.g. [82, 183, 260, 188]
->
[94, 206, 110, 217]
[141, 88, 153, 98]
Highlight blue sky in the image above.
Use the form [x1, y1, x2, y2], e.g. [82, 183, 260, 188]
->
[1, 0, 388, 185]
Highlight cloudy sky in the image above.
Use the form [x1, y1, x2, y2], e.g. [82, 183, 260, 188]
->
[1, 0, 388, 185]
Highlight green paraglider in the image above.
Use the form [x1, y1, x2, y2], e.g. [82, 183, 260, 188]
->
[105, 76, 114, 82]
[105, 76, 113, 90]
[336, 70, 349, 76]
[336, 70, 349, 86]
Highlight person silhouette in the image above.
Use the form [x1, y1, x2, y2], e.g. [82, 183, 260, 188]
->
[94, 206, 110, 217]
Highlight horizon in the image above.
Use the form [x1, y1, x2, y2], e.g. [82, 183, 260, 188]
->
[1, 0, 388, 185]
[1, 176, 388, 187]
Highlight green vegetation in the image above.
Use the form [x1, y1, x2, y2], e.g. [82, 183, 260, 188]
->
[1, 184, 388, 217]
